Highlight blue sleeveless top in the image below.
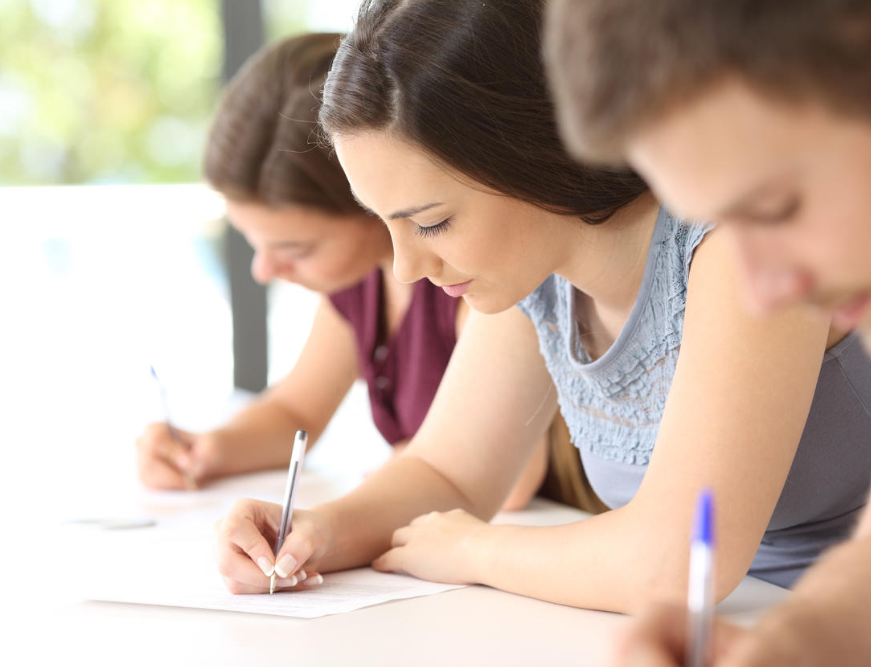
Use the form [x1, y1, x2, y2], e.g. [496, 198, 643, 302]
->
[518, 207, 871, 588]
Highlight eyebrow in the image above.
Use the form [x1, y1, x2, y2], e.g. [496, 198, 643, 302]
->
[715, 175, 795, 220]
[268, 240, 312, 249]
[349, 189, 443, 220]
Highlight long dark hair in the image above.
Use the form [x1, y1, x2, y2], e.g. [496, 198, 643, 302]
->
[204, 33, 360, 214]
[319, 0, 648, 224]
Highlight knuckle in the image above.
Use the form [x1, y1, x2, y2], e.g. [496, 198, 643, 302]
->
[221, 518, 241, 540]
[225, 579, 245, 596]
[229, 498, 253, 515]
[215, 551, 234, 577]
[297, 538, 314, 556]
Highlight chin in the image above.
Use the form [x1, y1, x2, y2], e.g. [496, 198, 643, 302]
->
[462, 291, 521, 315]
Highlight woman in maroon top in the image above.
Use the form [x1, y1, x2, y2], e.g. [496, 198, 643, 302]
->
[134, 33, 565, 511]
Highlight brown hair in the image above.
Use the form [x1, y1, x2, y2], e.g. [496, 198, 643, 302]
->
[204, 33, 360, 214]
[546, 0, 871, 164]
[318, 0, 648, 225]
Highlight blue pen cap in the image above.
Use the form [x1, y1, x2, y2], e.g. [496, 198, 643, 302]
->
[693, 489, 715, 546]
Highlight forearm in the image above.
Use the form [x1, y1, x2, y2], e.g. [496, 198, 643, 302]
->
[500, 436, 549, 511]
[314, 454, 478, 572]
[466, 506, 720, 614]
[212, 398, 307, 473]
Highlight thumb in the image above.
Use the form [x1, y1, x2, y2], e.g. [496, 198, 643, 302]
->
[273, 515, 321, 579]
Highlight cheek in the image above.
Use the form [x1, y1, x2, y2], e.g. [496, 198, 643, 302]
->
[801, 194, 871, 284]
[297, 245, 378, 290]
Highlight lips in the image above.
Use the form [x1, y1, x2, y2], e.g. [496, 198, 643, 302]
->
[831, 291, 871, 331]
[441, 280, 472, 298]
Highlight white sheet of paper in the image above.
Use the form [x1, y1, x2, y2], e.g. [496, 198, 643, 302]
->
[65, 498, 463, 619]
[99, 568, 463, 619]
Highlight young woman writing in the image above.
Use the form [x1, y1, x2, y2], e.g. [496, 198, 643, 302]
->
[135, 33, 561, 512]
[212, 0, 871, 611]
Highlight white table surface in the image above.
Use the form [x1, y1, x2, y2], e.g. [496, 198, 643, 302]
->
[8, 388, 788, 666]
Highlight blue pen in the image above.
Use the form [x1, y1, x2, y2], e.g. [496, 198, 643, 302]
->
[686, 489, 715, 667]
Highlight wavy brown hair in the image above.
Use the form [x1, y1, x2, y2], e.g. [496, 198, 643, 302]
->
[204, 33, 360, 214]
[318, 0, 648, 224]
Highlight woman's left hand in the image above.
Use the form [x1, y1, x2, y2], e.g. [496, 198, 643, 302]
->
[372, 509, 490, 585]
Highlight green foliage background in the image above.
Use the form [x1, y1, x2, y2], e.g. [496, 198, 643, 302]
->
[0, 0, 314, 186]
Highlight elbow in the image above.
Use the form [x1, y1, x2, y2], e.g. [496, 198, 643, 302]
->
[628, 553, 747, 612]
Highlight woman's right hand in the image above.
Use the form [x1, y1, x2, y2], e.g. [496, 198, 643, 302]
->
[214, 498, 331, 594]
[136, 422, 227, 490]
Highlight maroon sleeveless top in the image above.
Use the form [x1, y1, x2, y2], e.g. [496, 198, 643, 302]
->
[329, 269, 459, 445]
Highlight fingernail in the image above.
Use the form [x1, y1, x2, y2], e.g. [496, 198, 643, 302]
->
[302, 574, 323, 587]
[256, 557, 274, 577]
[297, 569, 307, 582]
[279, 575, 298, 587]
[274, 554, 298, 578]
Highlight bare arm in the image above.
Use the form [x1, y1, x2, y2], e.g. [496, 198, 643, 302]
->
[211, 296, 359, 465]
[375, 231, 830, 612]
[307, 304, 556, 572]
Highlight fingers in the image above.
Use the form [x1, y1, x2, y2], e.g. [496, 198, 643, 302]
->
[215, 500, 282, 587]
[609, 632, 679, 667]
[137, 444, 187, 490]
[215, 503, 330, 595]
[391, 526, 413, 548]
[136, 422, 197, 489]
[371, 547, 404, 573]
[409, 511, 440, 527]
[221, 570, 325, 596]
[711, 619, 749, 663]
[717, 623, 776, 667]
[609, 603, 748, 667]
[273, 516, 321, 579]
[610, 603, 687, 667]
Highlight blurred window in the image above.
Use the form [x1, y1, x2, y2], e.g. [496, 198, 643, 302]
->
[2, 0, 362, 419]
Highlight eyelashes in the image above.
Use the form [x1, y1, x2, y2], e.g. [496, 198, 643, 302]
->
[414, 217, 453, 239]
[746, 197, 801, 224]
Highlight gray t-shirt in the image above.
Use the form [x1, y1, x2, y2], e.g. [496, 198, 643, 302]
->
[518, 207, 871, 588]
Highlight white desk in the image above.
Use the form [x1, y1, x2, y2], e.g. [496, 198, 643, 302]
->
[16, 466, 786, 667]
[7, 389, 787, 666]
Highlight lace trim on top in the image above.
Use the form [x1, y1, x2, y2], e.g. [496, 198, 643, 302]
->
[518, 208, 714, 465]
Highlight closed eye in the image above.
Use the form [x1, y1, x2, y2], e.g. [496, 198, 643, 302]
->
[414, 217, 453, 239]
[733, 196, 802, 226]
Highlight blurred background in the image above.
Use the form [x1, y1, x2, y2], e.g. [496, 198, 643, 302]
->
[1, 0, 384, 512]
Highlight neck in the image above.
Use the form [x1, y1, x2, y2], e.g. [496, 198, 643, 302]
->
[551, 191, 660, 313]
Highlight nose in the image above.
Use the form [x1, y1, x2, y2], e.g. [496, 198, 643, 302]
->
[390, 228, 442, 285]
[731, 227, 810, 313]
[250, 250, 277, 285]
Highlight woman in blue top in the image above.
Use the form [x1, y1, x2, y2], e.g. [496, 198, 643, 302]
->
[212, 0, 871, 609]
